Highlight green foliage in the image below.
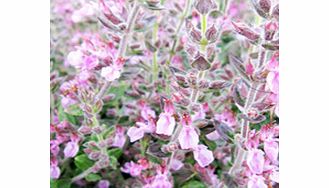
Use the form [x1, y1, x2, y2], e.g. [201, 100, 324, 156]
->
[107, 148, 123, 159]
[74, 154, 94, 171]
[182, 180, 207, 188]
[50, 179, 71, 188]
[85, 173, 102, 182]
[58, 104, 78, 125]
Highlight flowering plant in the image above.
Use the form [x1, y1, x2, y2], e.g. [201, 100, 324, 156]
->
[50, 0, 279, 187]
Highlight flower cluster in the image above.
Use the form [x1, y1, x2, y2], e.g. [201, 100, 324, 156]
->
[51, 0, 279, 187]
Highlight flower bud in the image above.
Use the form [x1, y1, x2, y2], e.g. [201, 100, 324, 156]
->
[88, 151, 101, 160]
[231, 21, 260, 42]
[189, 28, 202, 43]
[250, 0, 271, 18]
[198, 80, 209, 89]
[78, 125, 92, 135]
[194, 0, 217, 15]
[191, 54, 211, 71]
[205, 24, 218, 43]
[209, 80, 230, 89]
[94, 100, 104, 114]
[264, 21, 278, 41]
[259, 0, 271, 14]
[272, 4, 279, 20]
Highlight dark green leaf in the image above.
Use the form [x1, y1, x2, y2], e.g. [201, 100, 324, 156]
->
[74, 154, 94, 171]
[182, 180, 207, 188]
[85, 173, 102, 182]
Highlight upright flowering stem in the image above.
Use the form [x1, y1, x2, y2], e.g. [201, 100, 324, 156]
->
[167, 0, 191, 65]
[152, 16, 159, 83]
[94, 2, 141, 102]
[190, 13, 208, 104]
[228, 47, 266, 175]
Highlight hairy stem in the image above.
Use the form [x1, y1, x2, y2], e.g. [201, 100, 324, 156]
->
[94, 2, 140, 103]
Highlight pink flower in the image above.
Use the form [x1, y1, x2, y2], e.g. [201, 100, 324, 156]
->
[64, 141, 79, 158]
[101, 66, 121, 82]
[112, 126, 126, 148]
[206, 130, 220, 141]
[264, 139, 279, 163]
[61, 96, 77, 109]
[178, 125, 199, 150]
[178, 114, 199, 149]
[193, 144, 214, 167]
[215, 108, 236, 127]
[247, 175, 267, 188]
[50, 165, 60, 179]
[121, 161, 143, 177]
[83, 55, 99, 70]
[156, 112, 176, 136]
[127, 121, 155, 142]
[138, 101, 156, 120]
[151, 174, 172, 188]
[71, 3, 96, 23]
[98, 180, 110, 188]
[247, 149, 265, 174]
[67, 50, 84, 69]
[127, 126, 145, 142]
[170, 159, 184, 171]
[163, 98, 175, 114]
[266, 71, 279, 94]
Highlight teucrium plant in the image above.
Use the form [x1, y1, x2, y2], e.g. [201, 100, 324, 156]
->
[50, 0, 279, 187]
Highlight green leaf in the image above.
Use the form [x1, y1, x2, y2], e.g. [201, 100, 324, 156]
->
[74, 154, 94, 171]
[58, 105, 78, 125]
[85, 173, 102, 182]
[109, 156, 118, 169]
[65, 104, 84, 116]
[107, 148, 123, 159]
[50, 179, 71, 188]
[182, 180, 207, 188]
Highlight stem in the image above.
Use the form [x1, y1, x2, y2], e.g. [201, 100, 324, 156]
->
[152, 19, 159, 83]
[166, 0, 191, 65]
[190, 14, 207, 104]
[72, 166, 94, 182]
[228, 82, 259, 175]
[94, 2, 141, 102]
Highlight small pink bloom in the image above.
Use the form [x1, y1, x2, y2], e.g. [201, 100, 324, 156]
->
[127, 126, 145, 142]
[156, 113, 175, 136]
[163, 99, 175, 114]
[267, 53, 279, 71]
[98, 180, 110, 188]
[61, 96, 76, 109]
[215, 108, 236, 127]
[112, 126, 126, 148]
[247, 149, 265, 174]
[170, 159, 184, 171]
[178, 124, 199, 149]
[245, 130, 259, 150]
[206, 131, 220, 141]
[83, 55, 99, 70]
[140, 104, 156, 120]
[50, 165, 60, 179]
[64, 141, 79, 158]
[67, 50, 84, 69]
[151, 174, 172, 188]
[121, 161, 143, 177]
[247, 175, 267, 188]
[101, 66, 121, 82]
[246, 62, 254, 76]
[266, 71, 279, 94]
[264, 139, 279, 163]
[193, 144, 214, 167]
